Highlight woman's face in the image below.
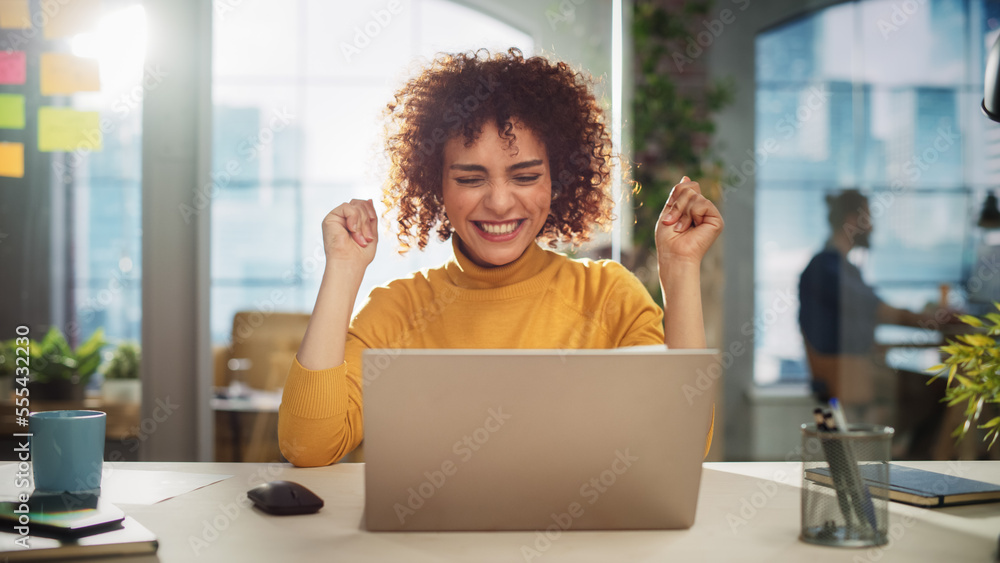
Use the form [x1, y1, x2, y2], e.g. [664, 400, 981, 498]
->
[441, 120, 552, 267]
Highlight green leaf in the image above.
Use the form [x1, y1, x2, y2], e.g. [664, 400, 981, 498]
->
[955, 375, 975, 389]
[948, 364, 958, 386]
[981, 416, 1000, 429]
[75, 327, 105, 359]
[968, 334, 996, 347]
[947, 394, 969, 407]
[959, 314, 985, 327]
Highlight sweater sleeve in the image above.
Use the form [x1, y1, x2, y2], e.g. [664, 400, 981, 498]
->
[278, 333, 366, 467]
[278, 280, 418, 467]
[600, 262, 665, 347]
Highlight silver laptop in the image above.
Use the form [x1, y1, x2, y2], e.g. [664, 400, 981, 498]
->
[362, 348, 719, 531]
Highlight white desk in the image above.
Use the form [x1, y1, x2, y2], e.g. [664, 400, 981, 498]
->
[77, 461, 1000, 562]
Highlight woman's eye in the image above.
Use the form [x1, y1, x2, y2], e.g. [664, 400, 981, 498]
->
[514, 174, 542, 183]
[455, 177, 485, 186]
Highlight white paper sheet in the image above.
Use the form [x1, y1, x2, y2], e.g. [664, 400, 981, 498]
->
[0, 463, 231, 505]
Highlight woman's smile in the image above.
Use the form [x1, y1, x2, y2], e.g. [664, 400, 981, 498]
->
[441, 120, 552, 267]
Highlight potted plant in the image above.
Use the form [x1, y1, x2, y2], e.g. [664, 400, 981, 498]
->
[0, 327, 107, 401]
[102, 341, 141, 403]
[932, 308, 1000, 450]
[0, 339, 17, 395]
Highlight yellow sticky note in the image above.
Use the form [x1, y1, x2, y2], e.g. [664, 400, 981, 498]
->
[0, 0, 31, 30]
[41, 53, 101, 95]
[38, 107, 102, 152]
[44, 0, 101, 39]
[0, 94, 25, 129]
[0, 142, 24, 178]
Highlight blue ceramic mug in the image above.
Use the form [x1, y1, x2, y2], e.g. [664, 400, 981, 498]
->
[30, 410, 106, 494]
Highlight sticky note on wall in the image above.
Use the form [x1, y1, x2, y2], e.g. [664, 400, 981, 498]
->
[44, 0, 101, 39]
[0, 94, 25, 129]
[41, 53, 101, 95]
[0, 142, 24, 178]
[38, 107, 102, 152]
[0, 51, 26, 85]
[0, 0, 30, 30]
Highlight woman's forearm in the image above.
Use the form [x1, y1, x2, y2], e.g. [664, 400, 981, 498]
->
[296, 260, 367, 370]
[659, 260, 707, 349]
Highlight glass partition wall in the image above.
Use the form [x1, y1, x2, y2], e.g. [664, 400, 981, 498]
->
[0, 0, 147, 459]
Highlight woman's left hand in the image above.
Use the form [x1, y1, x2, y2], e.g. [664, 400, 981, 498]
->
[655, 176, 724, 266]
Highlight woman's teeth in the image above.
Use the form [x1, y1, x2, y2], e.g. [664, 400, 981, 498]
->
[477, 221, 520, 235]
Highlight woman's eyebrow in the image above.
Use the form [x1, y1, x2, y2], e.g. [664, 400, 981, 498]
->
[449, 163, 487, 172]
[507, 159, 543, 172]
[448, 159, 543, 173]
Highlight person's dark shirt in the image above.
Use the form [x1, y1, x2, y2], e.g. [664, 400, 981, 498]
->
[798, 245, 882, 355]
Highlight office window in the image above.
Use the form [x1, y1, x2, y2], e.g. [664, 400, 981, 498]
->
[753, 0, 1000, 384]
[70, 5, 146, 345]
[0, 1, 146, 348]
[210, 0, 533, 343]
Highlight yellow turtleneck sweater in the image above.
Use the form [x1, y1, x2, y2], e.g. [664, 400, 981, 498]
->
[278, 239, 710, 467]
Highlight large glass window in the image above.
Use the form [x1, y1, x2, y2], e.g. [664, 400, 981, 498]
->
[69, 4, 146, 346]
[0, 1, 146, 350]
[754, 0, 1000, 384]
[210, 0, 533, 344]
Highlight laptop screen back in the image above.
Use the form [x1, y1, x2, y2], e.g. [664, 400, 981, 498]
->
[363, 348, 719, 531]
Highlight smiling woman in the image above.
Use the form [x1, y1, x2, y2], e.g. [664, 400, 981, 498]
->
[441, 120, 554, 267]
[382, 49, 615, 255]
[278, 48, 723, 467]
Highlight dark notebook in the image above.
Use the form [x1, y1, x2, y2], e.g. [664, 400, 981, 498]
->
[806, 463, 1000, 508]
[0, 515, 158, 561]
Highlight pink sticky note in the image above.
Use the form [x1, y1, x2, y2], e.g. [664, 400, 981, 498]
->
[0, 51, 26, 85]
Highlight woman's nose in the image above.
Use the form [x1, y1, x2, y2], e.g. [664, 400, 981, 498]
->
[483, 183, 515, 214]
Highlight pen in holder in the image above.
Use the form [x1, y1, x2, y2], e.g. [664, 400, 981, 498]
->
[800, 422, 893, 547]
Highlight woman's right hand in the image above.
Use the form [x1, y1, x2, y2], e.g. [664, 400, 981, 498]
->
[322, 198, 379, 268]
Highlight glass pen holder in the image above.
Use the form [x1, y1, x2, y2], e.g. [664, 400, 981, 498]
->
[800, 423, 893, 548]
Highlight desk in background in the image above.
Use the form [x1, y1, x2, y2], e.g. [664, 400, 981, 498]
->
[211, 388, 281, 463]
[82, 461, 1000, 562]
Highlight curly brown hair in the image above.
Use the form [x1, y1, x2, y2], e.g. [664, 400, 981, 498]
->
[382, 48, 616, 252]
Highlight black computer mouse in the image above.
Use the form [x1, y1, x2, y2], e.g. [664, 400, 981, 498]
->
[247, 480, 324, 515]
